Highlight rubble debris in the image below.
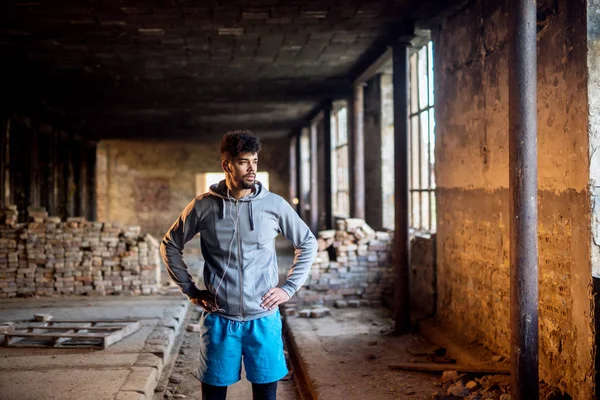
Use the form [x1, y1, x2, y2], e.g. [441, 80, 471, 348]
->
[348, 299, 361, 308]
[309, 307, 331, 318]
[169, 373, 183, 384]
[333, 300, 348, 308]
[447, 381, 469, 397]
[186, 324, 202, 332]
[441, 370, 459, 383]
[282, 307, 297, 317]
[297, 218, 393, 308]
[296, 306, 331, 319]
[466, 380, 479, 390]
[430, 369, 571, 399]
[33, 314, 53, 322]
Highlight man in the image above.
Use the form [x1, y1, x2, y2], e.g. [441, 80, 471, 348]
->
[160, 130, 318, 400]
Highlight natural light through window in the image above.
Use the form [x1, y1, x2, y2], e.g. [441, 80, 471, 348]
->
[195, 172, 270, 195]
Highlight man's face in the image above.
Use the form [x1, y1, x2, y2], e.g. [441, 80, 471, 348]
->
[225, 152, 258, 190]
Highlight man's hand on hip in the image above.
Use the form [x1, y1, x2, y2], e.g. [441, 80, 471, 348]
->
[261, 287, 290, 311]
[190, 290, 220, 313]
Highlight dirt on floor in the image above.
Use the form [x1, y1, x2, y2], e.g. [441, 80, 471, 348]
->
[285, 306, 447, 399]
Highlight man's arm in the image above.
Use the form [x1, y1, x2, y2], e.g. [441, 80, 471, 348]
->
[160, 198, 204, 299]
[277, 199, 318, 298]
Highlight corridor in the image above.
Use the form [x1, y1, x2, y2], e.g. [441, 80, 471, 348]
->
[0, 0, 598, 399]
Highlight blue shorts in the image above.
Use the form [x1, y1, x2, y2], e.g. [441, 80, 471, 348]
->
[201, 310, 289, 386]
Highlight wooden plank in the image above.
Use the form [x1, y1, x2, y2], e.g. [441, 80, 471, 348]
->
[21, 326, 123, 331]
[103, 321, 141, 348]
[388, 362, 510, 375]
[4, 320, 141, 349]
[40, 319, 138, 323]
[53, 330, 75, 346]
[6, 332, 109, 339]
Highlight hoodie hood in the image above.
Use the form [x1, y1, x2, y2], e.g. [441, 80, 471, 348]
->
[209, 179, 270, 230]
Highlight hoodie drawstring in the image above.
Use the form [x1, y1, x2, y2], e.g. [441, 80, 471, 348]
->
[249, 202, 254, 231]
[219, 198, 225, 219]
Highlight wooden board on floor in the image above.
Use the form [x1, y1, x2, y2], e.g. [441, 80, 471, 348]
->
[2, 320, 141, 349]
[388, 362, 510, 375]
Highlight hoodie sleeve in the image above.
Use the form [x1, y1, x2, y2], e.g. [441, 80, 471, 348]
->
[277, 198, 318, 298]
[160, 197, 204, 299]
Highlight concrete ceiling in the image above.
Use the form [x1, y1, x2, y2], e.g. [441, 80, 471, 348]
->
[0, 0, 451, 141]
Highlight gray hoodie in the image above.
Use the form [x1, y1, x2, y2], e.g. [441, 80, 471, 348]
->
[160, 180, 318, 321]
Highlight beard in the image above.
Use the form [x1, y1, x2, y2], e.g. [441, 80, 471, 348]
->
[240, 180, 255, 190]
[238, 174, 256, 190]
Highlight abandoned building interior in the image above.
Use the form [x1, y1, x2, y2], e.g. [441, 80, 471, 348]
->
[0, 0, 599, 399]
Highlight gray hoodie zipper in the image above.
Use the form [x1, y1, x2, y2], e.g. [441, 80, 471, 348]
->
[236, 200, 245, 319]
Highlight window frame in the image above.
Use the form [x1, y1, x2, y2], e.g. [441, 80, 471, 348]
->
[408, 41, 436, 232]
[330, 103, 350, 219]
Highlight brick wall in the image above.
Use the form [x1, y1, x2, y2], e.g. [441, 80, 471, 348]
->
[435, 0, 592, 397]
[96, 137, 290, 240]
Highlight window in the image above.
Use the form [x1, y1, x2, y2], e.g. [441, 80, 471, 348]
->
[300, 127, 311, 219]
[331, 105, 350, 218]
[409, 41, 436, 232]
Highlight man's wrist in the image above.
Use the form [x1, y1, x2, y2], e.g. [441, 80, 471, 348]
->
[185, 285, 204, 299]
[280, 284, 295, 299]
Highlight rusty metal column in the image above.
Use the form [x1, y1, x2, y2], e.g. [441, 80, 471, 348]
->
[351, 84, 366, 219]
[509, 0, 539, 398]
[392, 41, 411, 334]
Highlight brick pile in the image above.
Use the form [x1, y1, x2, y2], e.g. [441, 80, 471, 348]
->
[0, 207, 160, 298]
[294, 218, 394, 312]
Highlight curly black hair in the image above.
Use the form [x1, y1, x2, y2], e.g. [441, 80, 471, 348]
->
[220, 129, 262, 161]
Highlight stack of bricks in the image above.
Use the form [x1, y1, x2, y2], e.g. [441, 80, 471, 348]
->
[294, 218, 394, 311]
[0, 206, 161, 298]
[0, 218, 20, 297]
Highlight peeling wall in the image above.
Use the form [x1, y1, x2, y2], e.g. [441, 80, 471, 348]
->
[96, 138, 289, 239]
[410, 233, 436, 316]
[435, 0, 593, 397]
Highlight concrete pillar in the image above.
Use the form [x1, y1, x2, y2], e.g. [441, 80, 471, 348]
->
[86, 142, 97, 221]
[77, 140, 88, 218]
[0, 117, 8, 208]
[350, 84, 366, 220]
[48, 130, 59, 217]
[392, 42, 411, 334]
[289, 134, 298, 210]
[310, 120, 319, 234]
[30, 127, 40, 208]
[364, 75, 384, 230]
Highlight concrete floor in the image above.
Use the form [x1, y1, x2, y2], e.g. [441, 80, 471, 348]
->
[0, 295, 189, 400]
[285, 307, 443, 400]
